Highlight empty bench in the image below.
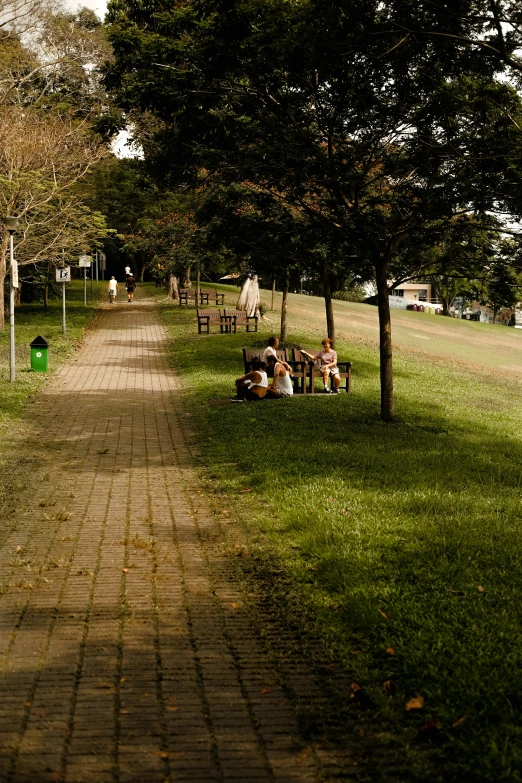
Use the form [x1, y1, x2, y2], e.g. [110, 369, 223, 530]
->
[197, 309, 231, 334]
[199, 289, 225, 306]
[224, 309, 258, 333]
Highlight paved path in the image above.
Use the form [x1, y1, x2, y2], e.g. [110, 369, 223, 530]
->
[0, 292, 351, 783]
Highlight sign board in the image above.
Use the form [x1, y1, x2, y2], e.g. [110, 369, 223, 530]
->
[56, 266, 71, 282]
[98, 252, 106, 271]
[11, 259, 18, 289]
[79, 255, 92, 267]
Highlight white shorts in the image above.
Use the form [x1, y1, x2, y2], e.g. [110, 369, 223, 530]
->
[318, 366, 339, 376]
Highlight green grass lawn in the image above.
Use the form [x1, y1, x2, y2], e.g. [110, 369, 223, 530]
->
[155, 284, 522, 783]
[0, 279, 104, 432]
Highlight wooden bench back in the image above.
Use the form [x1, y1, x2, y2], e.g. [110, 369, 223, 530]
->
[242, 348, 288, 373]
[224, 308, 246, 321]
[224, 308, 258, 332]
[197, 309, 221, 320]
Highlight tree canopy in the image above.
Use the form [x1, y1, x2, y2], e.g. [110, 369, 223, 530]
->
[105, 0, 522, 419]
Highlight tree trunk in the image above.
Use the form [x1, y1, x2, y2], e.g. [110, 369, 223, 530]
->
[167, 275, 179, 299]
[375, 259, 394, 422]
[137, 252, 146, 282]
[182, 266, 191, 288]
[320, 258, 335, 345]
[238, 275, 259, 316]
[492, 308, 497, 324]
[196, 266, 201, 308]
[44, 282, 49, 309]
[271, 277, 275, 311]
[441, 295, 449, 316]
[14, 283, 21, 306]
[0, 232, 8, 330]
[280, 267, 289, 342]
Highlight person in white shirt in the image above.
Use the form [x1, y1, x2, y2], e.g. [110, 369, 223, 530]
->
[262, 335, 292, 375]
[265, 355, 293, 398]
[233, 359, 268, 401]
[108, 276, 118, 303]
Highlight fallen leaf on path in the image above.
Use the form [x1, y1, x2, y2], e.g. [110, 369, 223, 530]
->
[97, 448, 109, 455]
[405, 695, 425, 711]
[452, 715, 468, 728]
[478, 585, 484, 593]
[383, 680, 393, 694]
[420, 716, 441, 731]
[296, 747, 312, 766]
[378, 610, 388, 619]
[260, 688, 272, 695]
[240, 488, 253, 493]
[230, 602, 238, 609]
[350, 682, 362, 697]
[386, 647, 395, 655]
[122, 568, 129, 574]
[166, 706, 179, 712]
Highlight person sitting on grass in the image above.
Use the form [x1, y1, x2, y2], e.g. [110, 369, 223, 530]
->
[233, 359, 268, 401]
[301, 337, 341, 393]
[265, 355, 293, 398]
[262, 335, 293, 376]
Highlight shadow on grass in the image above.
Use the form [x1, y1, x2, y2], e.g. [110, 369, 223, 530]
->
[160, 305, 522, 783]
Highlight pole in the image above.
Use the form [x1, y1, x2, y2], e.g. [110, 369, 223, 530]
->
[9, 232, 15, 383]
[90, 261, 93, 295]
[84, 266, 87, 306]
[62, 251, 67, 337]
[96, 251, 99, 282]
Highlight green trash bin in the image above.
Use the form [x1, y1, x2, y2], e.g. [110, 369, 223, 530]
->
[30, 336, 49, 372]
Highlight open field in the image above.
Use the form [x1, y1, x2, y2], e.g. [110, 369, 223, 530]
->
[157, 283, 522, 783]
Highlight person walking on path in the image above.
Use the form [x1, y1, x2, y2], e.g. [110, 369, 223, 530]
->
[126, 273, 136, 302]
[108, 275, 118, 303]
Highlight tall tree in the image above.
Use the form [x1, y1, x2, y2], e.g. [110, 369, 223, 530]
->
[106, 0, 522, 419]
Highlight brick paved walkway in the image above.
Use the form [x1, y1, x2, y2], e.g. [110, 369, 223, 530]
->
[0, 291, 339, 783]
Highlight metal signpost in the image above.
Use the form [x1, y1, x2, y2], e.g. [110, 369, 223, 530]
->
[99, 251, 106, 280]
[4, 216, 19, 382]
[79, 255, 92, 306]
[56, 266, 71, 335]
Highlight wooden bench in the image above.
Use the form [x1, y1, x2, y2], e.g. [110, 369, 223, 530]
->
[242, 348, 308, 394]
[179, 288, 196, 306]
[199, 289, 225, 306]
[293, 348, 352, 394]
[224, 309, 259, 333]
[197, 309, 231, 334]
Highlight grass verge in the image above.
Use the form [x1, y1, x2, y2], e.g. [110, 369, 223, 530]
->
[155, 284, 522, 783]
[0, 279, 104, 433]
